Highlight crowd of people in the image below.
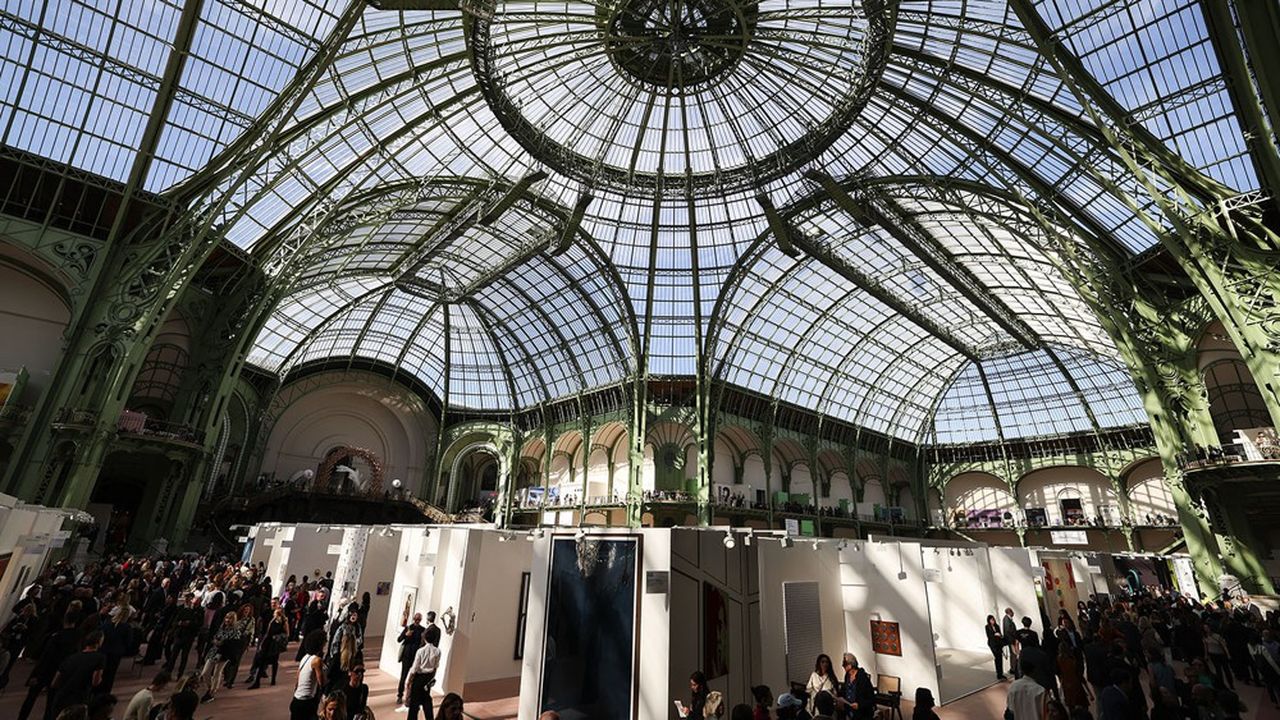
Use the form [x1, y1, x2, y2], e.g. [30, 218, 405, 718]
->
[992, 592, 1280, 720]
[681, 651, 933, 720]
[0, 553, 466, 720]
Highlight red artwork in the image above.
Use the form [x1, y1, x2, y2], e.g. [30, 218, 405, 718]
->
[870, 620, 902, 657]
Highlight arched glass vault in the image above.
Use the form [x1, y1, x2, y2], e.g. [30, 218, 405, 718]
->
[5, 0, 1266, 444]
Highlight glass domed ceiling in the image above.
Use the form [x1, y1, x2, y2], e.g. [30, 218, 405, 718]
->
[465, 0, 894, 194]
[2, 0, 1257, 443]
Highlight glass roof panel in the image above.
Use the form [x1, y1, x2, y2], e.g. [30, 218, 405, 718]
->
[14, 0, 1246, 446]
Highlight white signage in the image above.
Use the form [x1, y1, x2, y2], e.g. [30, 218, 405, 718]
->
[784, 518, 800, 537]
[1050, 530, 1089, 546]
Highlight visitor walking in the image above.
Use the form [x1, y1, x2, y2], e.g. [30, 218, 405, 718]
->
[291, 630, 327, 720]
[407, 631, 442, 720]
[397, 612, 426, 705]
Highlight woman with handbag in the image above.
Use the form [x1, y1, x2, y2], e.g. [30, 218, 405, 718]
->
[248, 607, 291, 689]
[197, 611, 241, 703]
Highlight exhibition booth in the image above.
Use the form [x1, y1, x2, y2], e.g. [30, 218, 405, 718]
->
[1031, 548, 1201, 606]
[768, 536, 1038, 707]
[246, 522, 401, 638]
[516, 526, 764, 720]
[243, 523, 1044, 718]
[378, 525, 534, 696]
[0, 493, 70, 619]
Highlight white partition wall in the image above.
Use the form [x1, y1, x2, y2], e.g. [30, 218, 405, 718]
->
[517, 528, 674, 720]
[255, 523, 345, 590]
[0, 495, 66, 620]
[921, 542, 1002, 703]
[757, 538, 848, 695]
[379, 526, 533, 696]
[840, 539, 939, 703]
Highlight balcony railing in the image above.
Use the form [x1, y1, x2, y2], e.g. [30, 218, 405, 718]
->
[117, 411, 203, 444]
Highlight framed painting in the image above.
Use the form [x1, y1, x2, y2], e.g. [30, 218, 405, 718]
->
[870, 620, 902, 657]
[704, 581, 729, 678]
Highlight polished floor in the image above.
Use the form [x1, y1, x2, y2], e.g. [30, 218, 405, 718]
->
[1, 636, 1278, 720]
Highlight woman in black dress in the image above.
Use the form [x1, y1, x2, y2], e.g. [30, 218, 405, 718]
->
[248, 607, 291, 688]
[986, 614, 1007, 680]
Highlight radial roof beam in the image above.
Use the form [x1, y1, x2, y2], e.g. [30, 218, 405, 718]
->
[756, 193, 799, 258]
[368, 0, 459, 8]
[551, 192, 592, 255]
[479, 170, 548, 226]
[1201, 1, 1280, 212]
[786, 219, 981, 362]
[805, 169, 1039, 352]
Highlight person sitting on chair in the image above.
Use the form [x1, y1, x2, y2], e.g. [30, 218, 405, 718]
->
[836, 653, 875, 720]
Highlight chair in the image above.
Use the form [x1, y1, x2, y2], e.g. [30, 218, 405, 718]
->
[873, 674, 904, 720]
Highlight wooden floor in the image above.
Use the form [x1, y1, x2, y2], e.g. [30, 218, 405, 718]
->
[1, 637, 1277, 720]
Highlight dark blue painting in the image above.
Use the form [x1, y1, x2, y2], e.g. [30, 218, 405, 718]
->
[540, 537, 637, 720]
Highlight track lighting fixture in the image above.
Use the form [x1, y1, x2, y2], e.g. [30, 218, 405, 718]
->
[723, 532, 736, 549]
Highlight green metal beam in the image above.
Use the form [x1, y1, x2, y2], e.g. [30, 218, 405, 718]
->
[551, 192, 592, 255]
[1201, 0, 1280, 213]
[479, 170, 548, 226]
[756, 193, 799, 258]
[789, 228, 981, 361]
[806, 169, 1039, 351]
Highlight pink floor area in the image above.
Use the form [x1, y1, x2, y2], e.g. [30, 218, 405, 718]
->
[2, 637, 1278, 720]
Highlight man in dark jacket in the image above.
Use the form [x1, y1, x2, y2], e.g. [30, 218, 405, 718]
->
[396, 613, 425, 705]
[424, 611, 442, 648]
[16, 612, 80, 720]
[836, 653, 875, 720]
[164, 594, 203, 676]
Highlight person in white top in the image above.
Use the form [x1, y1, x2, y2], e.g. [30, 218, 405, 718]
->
[123, 670, 171, 720]
[1005, 654, 1047, 720]
[407, 640, 443, 720]
[805, 654, 839, 716]
[291, 630, 327, 720]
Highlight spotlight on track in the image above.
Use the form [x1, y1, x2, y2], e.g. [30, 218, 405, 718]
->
[780, 537, 794, 549]
[723, 532, 736, 549]
[744, 530, 753, 546]
[812, 540, 821, 551]
[575, 527, 587, 542]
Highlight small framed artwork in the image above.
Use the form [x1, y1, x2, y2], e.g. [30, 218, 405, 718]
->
[376, 581, 392, 596]
[870, 620, 902, 656]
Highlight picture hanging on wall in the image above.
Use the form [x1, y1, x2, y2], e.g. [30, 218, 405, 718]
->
[376, 581, 391, 596]
[399, 587, 417, 628]
[703, 581, 730, 678]
[870, 620, 902, 656]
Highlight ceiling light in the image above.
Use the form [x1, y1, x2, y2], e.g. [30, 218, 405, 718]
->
[723, 532, 736, 549]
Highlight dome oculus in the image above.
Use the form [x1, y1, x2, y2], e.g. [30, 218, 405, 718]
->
[464, 0, 898, 197]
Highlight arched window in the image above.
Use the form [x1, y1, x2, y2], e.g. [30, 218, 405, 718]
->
[1204, 359, 1271, 444]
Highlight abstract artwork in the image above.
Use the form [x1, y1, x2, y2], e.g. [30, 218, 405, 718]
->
[870, 620, 902, 656]
[541, 537, 637, 720]
[704, 582, 729, 678]
[376, 581, 391, 596]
